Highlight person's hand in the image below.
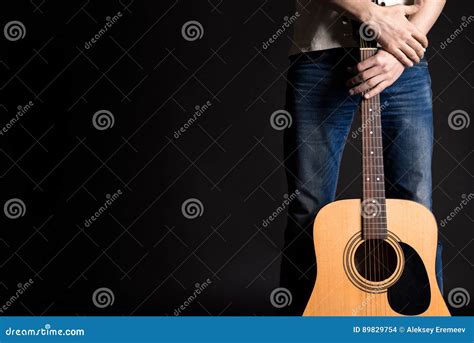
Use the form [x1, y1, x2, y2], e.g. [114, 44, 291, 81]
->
[367, 3, 428, 66]
[347, 50, 405, 99]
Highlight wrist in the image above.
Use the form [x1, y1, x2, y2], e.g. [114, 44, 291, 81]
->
[358, 1, 378, 23]
[379, 49, 405, 68]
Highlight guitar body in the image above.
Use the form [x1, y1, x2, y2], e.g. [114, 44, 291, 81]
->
[303, 199, 450, 316]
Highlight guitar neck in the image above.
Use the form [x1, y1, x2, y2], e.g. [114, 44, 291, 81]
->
[360, 48, 388, 239]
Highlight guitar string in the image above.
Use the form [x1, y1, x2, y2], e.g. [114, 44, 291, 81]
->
[360, 43, 372, 315]
[366, 49, 373, 315]
[365, 47, 375, 315]
[360, 38, 370, 315]
[365, 49, 373, 312]
[368, 61, 380, 313]
[377, 86, 388, 316]
[367, 76, 374, 316]
[369, 49, 383, 314]
[374, 90, 386, 316]
[361, 43, 370, 316]
[371, 71, 383, 315]
[373, 0, 387, 315]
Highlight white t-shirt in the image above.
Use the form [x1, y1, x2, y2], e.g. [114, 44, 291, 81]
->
[289, 0, 413, 55]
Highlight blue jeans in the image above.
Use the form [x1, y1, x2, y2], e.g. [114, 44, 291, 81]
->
[280, 48, 443, 314]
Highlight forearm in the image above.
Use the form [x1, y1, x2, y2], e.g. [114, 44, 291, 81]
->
[409, 0, 446, 35]
[325, 0, 375, 22]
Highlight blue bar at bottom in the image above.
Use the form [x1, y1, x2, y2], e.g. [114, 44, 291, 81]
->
[0, 316, 472, 343]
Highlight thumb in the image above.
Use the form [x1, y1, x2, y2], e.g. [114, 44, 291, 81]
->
[403, 4, 421, 16]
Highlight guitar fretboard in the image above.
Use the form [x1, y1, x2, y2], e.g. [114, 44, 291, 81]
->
[360, 48, 388, 239]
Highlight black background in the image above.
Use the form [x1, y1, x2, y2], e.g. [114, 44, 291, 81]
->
[0, 0, 472, 316]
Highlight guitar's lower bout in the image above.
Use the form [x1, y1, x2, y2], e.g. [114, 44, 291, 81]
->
[303, 199, 450, 316]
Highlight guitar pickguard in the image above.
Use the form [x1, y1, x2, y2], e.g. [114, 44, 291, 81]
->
[387, 242, 431, 315]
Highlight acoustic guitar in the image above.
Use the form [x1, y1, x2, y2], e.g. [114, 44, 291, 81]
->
[303, 8, 450, 316]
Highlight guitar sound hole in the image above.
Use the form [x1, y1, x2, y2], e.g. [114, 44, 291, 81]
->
[354, 239, 398, 282]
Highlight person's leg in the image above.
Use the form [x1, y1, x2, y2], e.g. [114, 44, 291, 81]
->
[379, 59, 443, 293]
[280, 49, 359, 314]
